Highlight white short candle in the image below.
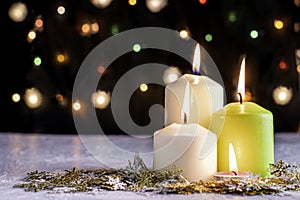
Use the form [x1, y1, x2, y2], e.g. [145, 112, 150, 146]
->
[153, 123, 217, 181]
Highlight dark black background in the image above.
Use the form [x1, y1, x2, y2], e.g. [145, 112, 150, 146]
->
[0, 0, 299, 134]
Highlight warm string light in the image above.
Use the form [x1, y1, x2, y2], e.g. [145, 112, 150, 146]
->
[128, 0, 137, 6]
[162, 66, 181, 84]
[272, 86, 293, 106]
[294, 23, 300, 32]
[27, 30, 36, 43]
[198, 0, 207, 5]
[24, 88, 43, 109]
[57, 6, 66, 15]
[12, 93, 21, 103]
[146, 0, 168, 13]
[90, 0, 113, 8]
[139, 83, 148, 92]
[8, 2, 28, 22]
[297, 65, 300, 73]
[91, 90, 111, 109]
[278, 60, 288, 71]
[56, 53, 68, 63]
[179, 29, 189, 39]
[274, 19, 284, 30]
[34, 16, 44, 32]
[72, 100, 81, 111]
[80, 21, 99, 36]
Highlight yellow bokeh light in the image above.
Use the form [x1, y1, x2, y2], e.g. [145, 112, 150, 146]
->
[128, 0, 137, 6]
[294, 22, 300, 32]
[12, 93, 21, 102]
[297, 65, 300, 73]
[274, 20, 284, 30]
[96, 96, 105, 104]
[81, 23, 90, 34]
[29, 95, 38, 104]
[244, 91, 253, 102]
[8, 2, 28, 22]
[91, 90, 111, 109]
[91, 22, 99, 34]
[56, 94, 64, 102]
[57, 54, 65, 63]
[162, 67, 181, 84]
[140, 83, 148, 92]
[24, 88, 42, 109]
[272, 86, 293, 106]
[91, 0, 113, 8]
[27, 30, 36, 42]
[73, 101, 81, 111]
[146, 0, 167, 13]
[296, 49, 300, 58]
[179, 30, 189, 39]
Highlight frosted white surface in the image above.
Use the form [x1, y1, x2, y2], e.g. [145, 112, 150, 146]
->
[0, 132, 300, 200]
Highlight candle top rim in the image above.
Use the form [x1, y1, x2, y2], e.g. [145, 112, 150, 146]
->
[213, 102, 272, 116]
[166, 74, 223, 88]
[154, 123, 216, 136]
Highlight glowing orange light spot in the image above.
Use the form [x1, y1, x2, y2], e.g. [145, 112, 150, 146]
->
[91, 22, 99, 34]
[56, 94, 64, 102]
[297, 65, 300, 73]
[81, 23, 90, 34]
[57, 54, 65, 63]
[279, 60, 288, 70]
[274, 20, 284, 30]
[199, 0, 207, 4]
[35, 18, 43, 28]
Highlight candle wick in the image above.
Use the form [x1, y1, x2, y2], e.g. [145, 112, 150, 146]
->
[238, 93, 243, 104]
[192, 68, 201, 75]
[231, 171, 238, 176]
[184, 113, 187, 124]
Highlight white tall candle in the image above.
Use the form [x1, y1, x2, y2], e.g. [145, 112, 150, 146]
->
[164, 44, 224, 129]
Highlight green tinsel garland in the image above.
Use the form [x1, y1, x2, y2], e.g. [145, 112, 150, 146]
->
[13, 154, 300, 195]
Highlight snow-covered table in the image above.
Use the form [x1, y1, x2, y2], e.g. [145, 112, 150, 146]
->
[0, 132, 300, 200]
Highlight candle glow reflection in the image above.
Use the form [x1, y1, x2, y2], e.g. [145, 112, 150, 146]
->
[229, 143, 238, 172]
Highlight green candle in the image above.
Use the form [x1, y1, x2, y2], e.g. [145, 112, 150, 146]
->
[210, 101, 274, 177]
[210, 56, 274, 177]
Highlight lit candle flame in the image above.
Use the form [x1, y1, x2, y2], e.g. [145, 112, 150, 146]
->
[182, 82, 190, 123]
[229, 143, 238, 172]
[237, 56, 246, 101]
[192, 44, 201, 74]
